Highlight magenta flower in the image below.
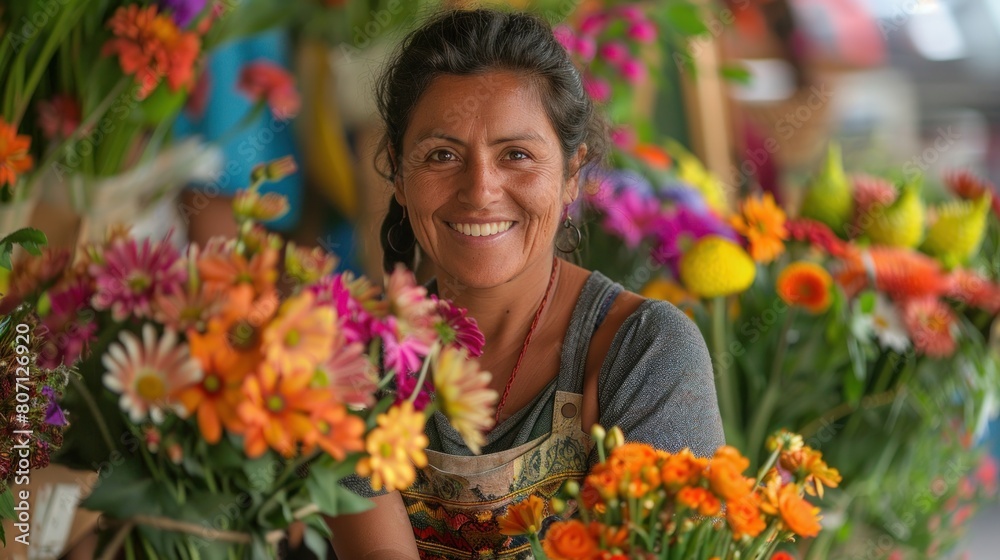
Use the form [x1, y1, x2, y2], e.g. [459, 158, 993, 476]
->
[599, 41, 629, 65]
[601, 188, 663, 248]
[628, 20, 657, 43]
[583, 76, 611, 103]
[652, 206, 739, 270]
[160, 0, 207, 28]
[91, 237, 185, 322]
[42, 387, 67, 426]
[615, 5, 646, 23]
[575, 36, 597, 62]
[553, 25, 576, 52]
[380, 317, 433, 376]
[434, 298, 485, 358]
[611, 127, 637, 150]
[39, 278, 98, 369]
[620, 58, 648, 85]
[580, 12, 609, 35]
[309, 274, 381, 345]
[395, 373, 431, 411]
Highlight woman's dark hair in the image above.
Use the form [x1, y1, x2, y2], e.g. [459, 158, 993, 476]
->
[376, 8, 608, 273]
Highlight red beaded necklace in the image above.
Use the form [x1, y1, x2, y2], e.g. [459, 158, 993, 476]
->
[494, 257, 560, 423]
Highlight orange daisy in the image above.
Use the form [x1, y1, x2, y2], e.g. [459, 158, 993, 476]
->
[730, 193, 788, 263]
[498, 494, 546, 536]
[102, 5, 201, 99]
[779, 447, 842, 499]
[238, 364, 328, 458]
[175, 336, 245, 443]
[355, 401, 428, 491]
[301, 401, 365, 461]
[198, 240, 279, 297]
[262, 292, 336, 373]
[777, 261, 833, 314]
[836, 247, 949, 302]
[192, 284, 275, 377]
[0, 120, 34, 188]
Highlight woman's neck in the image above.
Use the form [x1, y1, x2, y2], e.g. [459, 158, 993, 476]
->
[434, 256, 559, 355]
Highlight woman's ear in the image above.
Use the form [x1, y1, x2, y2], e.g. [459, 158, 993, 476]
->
[389, 146, 407, 206]
[563, 144, 588, 205]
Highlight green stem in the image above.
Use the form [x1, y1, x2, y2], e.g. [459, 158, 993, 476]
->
[527, 533, 548, 559]
[712, 297, 741, 448]
[408, 343, 438, 405]
[67, 374, 115, 455]
[747, 307, 797, 466]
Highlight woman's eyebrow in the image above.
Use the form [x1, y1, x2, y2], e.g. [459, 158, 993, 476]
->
[412, 131, 545, 146]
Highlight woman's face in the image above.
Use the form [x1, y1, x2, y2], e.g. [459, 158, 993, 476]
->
[396, 71, 584, 289]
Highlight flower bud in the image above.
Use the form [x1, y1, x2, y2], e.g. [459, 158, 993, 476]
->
[563, 480, 580, 498]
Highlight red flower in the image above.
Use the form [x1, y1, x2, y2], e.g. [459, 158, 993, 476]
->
[785, 218, 850, 258]
[238, 60, 301, 120]
[102, 5, 201, 99]
[946, 268, 1000, 314]
[836, 247, 949, 302]
[0, 119, 34, 188]
[945, 170, 1000, 219]
[37, 95, 82, 140]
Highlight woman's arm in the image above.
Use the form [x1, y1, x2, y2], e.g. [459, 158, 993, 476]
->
[328, 491, 420, 559]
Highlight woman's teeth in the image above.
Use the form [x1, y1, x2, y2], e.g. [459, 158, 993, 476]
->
[448, 221, 514, 237]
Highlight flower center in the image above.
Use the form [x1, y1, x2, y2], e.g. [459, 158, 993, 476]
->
[874, 315, 889, 330]
[267, 395, 285, 412]
[128, 273, 151, 292]
[284, 328, 301, 348]
[136, 371, 166, 401]
[203, 374, 221, 393]
[228, 320, 258, 351]
[379, 442, 393, 458]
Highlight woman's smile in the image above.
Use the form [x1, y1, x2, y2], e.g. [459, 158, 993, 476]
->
[446, 220, 516, 238]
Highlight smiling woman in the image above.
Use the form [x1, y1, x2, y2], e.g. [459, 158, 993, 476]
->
[328, 8, 724, 559]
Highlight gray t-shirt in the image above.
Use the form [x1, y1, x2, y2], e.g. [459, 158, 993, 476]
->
[345, 270, 725, 497]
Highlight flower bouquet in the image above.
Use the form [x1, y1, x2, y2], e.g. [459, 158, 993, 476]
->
[0, 158, 497, 558]
[498, 427, 840, 560]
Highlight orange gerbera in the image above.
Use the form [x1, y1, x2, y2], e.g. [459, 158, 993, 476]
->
[779, 447, 842, 498]
[776, 484, 822, 538]
[730, 193, 788, 263]
[660, 448, 707, 490]
[238, 364, 328, 458]
[176, 333, 246, 443]
[708, 446, 754, 502]
[102, 5, 201, 99]
[262, 292, 336, 373]
[301, 401, 365, 461]
[0, 120, 34, 188]
[836, 247, 949, 301]
[198, 241, 279, 297]
[498, 494, 546, 536]
[726, 493, 766, 539]
[777, 261, 833, 314]
[542, 520, 599, 560]
[355, 401, 428, 491]
[192, 285, 275, 377]
[947, 268, 1000, 314]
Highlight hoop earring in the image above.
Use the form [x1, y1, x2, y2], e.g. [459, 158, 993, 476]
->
[388, 206, 416, 253]
[555, 215, 581, 253]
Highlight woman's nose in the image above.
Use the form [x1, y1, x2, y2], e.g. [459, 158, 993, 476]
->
[456, 157, 504, 209]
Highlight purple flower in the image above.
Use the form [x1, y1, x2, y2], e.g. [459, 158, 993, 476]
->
[601, 189, 663, 248]
[42, 387, 67, 427]
[652, 206, 739, 271]
[658, 184, 709, 213]
[160, 0, 207, 28]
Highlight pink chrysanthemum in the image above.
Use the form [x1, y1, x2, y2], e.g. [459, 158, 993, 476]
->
[39, 278, 98, 368]
[434, 298, 485, 358]
[385, 264, 436, 322]
[310, 272, 386, 345]
[102, 324, 202, 423]
[901, 298, 958, 358]
[90, 237, 185, 322]
[652, 206, 738, 270]
[314, 337, 377, 409]
[381, 316, 434, 376]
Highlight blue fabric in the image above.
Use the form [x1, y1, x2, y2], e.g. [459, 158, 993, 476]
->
[175, 30, 302, 231]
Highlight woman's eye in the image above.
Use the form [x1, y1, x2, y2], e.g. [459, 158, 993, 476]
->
[429, 150, 455, 162]
[506, 150, 529, 161]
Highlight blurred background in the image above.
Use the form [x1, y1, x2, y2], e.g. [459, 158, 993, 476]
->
[2, 0, 999, 558]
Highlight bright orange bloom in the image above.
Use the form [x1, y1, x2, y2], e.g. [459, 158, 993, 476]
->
[777, 484, 822, 538]
[777, 261, 833, 314]
[355, 401, 428, 491]
[836, 247, 949, 301]
[708, 446, 754, 502]
[584, 464, 620, 503]
[677, 486, 722, 516]
[0, 120, 34, 188]
[771, 552, 796, 560]
[238, 61, 301, 120]
[238, 364, 328, 458]
[176, 331, 247, 443]
[102, 5, 201, 99]
[498, 494, 546, 536]
[542, 520, 599, 560]
[726, 493, 766, 539]
[632, 143, 671, 170]
[191, 285, 274, 377]
[198, 241, 279, 297]
[901, 297, 958, 358]
[262, 292, 336, 373]
[608, 442, 660, 478]
[661, 448, 707, 490]
[779, 447, 842, 498]
[730, 193, 788, 263]
[947, 268, 1000, 314]
[301, 401, 365, 460]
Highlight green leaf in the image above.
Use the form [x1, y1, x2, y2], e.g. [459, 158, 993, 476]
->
[665, 3, 710, 36]
[305, 466, 373, 518]
[303, 525, 330, 559]
[80, 457, 159, 519]
[719, 64, 752, 85]
[1, 486, 15, 543]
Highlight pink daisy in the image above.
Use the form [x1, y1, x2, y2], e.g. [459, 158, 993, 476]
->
[314, 337, 377, 409]
[39, 278, 97, 369]
[309, 272, 385, 345]
[901, 298, 958, 358]
[102, 324, 202, 423]
[385, 264, 436, 322]
[380, 316, 433, 376]
[91, 236, 185, 322]
[434, 297, 485, 358]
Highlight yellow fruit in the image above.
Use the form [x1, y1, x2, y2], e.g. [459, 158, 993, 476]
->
[679, 236, 756, 298]
[800, 142, 854, 235]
